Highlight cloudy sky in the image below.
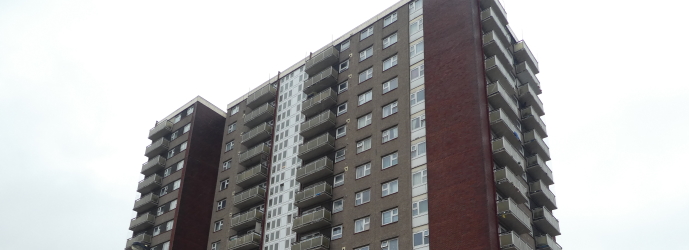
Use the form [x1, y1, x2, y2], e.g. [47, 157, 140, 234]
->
[1, 0, 687, 249]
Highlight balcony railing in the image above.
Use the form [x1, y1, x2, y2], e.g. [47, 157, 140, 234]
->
[301, 88, 337, 118]
[304, 67, 338, 94]
[499, 231, 533, 250]
[483, 31, 514, 73]
[515, 62, 541, 95]
[517, 84, 544, 116]
[246, 84, 277, 109]
[305, 47, 340, 75]
[520, 106, 547, 138]
[523, 130, 550, 161]
[529, 180, 557, 210]
[137, 174, 163, 194]
[230, 208, 263, 231]
[295, 182, 333, 208]
[228, 232, 262, 250]
[485, 57, 516, 96]
[133, 193, 159, 212]
[494, 168, 528, 204]
[141, 156, 166, 176]
[125, 233, 152, 249]
[241, 122, 273, 147]
[497, 198, 532, 234]
[233, 185, 266, 208]
[144, 138, 170, 158]
[489, 109, 521, 146]
[296, 156, 334, 184]
[298, 133, 335, 161]
[129, 213, 156, 231]
[535, 234, 562, 250]
[487, 83, 519, 121]
[492, 138, 525, 175]
[480, 7, 510, 46]
[244, 102, 275, 127]
[513, 40, 539, 74]
[300, 110, 336, 140]
[291, 235, 330, 250]
[148, 120, 173, 140]
[533, 207, 561, 236]
[526, 155, 554, 185]
[292, 208, 332, 234]
[236, 164, 268, 188]
[238, 144, 271, 166]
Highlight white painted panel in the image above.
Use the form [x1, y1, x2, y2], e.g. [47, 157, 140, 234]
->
[412, 184, 427, 197]
[416, 246, 430, 250]
[411, 128, 426, 141]
[411, 102, 425, 115]
[412, 155, 427, 168]
[411, 52, 425, 65]
[410, 30, 424, 43]
[412, 214, 429, 227]
[410, 76, 425, 89]
[410, 8, 423, 20]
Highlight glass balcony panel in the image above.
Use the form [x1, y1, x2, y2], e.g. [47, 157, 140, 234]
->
[228, 232, 262, 250]
[294, 182, 333, 208]
[233, 185, 266, 209]
[246, 84, 277, 109]
[301, 89, 337, 118]
[244, 102, 275, 127]
[535, 234, 562, 250]
[526, 155, 554, 185]
[296, 156, 334, 184]
[238, 144, 271, 166]
[499, 231, 533, 250]
[492, 138, 525, 174]
[483, 33, 514, 74]
[298, 133, 335, 161]
[241, 122, 273, 147]
[497, 198, 532, 234]
[520, 107, 547, 138]
[230, 208, 264, 231]
[481, 7, 510, 45]
[515, 62, 541, 94]
[304, 67, 338, 94]
[533, 207, 561, 236]
[300, 110, 336, 140]
[291, 235, 330, 250]
[517, 84, 544, 116]
[144, 138, 170, 158]
[129, 213, 156, 231]
[133, 193, 159, 212]
[137, 174, 163, 194]
[236, 164, 268, 188]
[148, 120, 173, 140]
[489, 109, 521, 146]
[141, 156, 166, 176]
[485, 56, 517, 95]
[292, 208, 332, 234]
[529, 181, 557, 210]
[523, 130, 550, 161]
[487, 83, 519, 121]
[304, 47, 340, 76]
[513, 40, 539, 74]
[125, 233, 152, 249]
[494, 168, 528, 204]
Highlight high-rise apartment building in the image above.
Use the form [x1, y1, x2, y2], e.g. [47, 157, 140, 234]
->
[124, 1, 560, 250]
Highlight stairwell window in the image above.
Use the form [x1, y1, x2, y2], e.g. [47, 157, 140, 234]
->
[220, 179, 230, 190]
[339, 60, 349, 72]
[217, 199, 226, 211]
[228, 123, 236, 133]
[222, 159, 231, 171]
[230, 105, 239, 116]
[383, 12, 397, 27]
[225, 141, 234, 152]
[338, 81, 348, 94]
[336, 125, 347, 139]
[383, 55, 398, 71]
[340, 40, 350, 51]
[335, 148, 346, 163]
[334, 173, 345, 187]
[333, 199, 344, 213]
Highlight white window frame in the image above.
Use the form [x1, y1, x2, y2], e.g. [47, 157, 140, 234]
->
[166, 220, 174, 231]
[333, 199, 344, 213]
[183, 123, 191, 133]
[337, 103, 348, 116]
[410, 17, 424, 35]
[358, 90, 373, 105]
[411, 64, 425, 81]
[381, 179, 399, 196]
[411, 115, 426, 131]
[167, 149, 175, 158]
[359, 68, 373, 83]
[409, 0, 423, 13]
[382, 152, 398, 169]
[153, 225, 161, 236]
[412, 199, 429, 216]
[356, 138, 372, 153]
[211, 242, 219, 250]
[180, 141, 187, 151]
[410, 40, 425, 58]
[381, 208, 399, 225]
[381, 238, 399, 250]
[382, 78, 398, 94]
[382, 101, 398, 118]
[159, 186, 168, 196]
[355, 189, 371, 206]
[383, 12, 398, 27]
[164, 167, 172, 177]
[412, 169, 427, 187]
[225, 141, 234, 152]
[169, 200, 177, 210]
[157, 206, 164, 216]
[359, 46, 373, 62]
[354, 217, 370, 233]
[411, 89, 425, 106]
[172, 115, 181, 123]
[228, 123, 236, 133]
[336, 125, 347, 139]
[341, 40, 350, 50]
[360, 26, 374, 40]
[357, 113, 372, 129]
[383, 33, 398, 49]
[334, 173, 345, 187]
[161, 242, 170, 250]
[355, 163, 372, 179]
[230, 105, 239, 116]
[335, 148, 346, 163]
[383, 55, 398, 71]
[411, 141, 427, 159]
[222, 160, 231, 171]
[220, 179, 230, 190]
[170, 131, 179, 141]
[382, 126, 399, 143]
[339, 60, 349, 72]
[332, 225, 343, 240]
[214, 220, 223, 232]
[173, 179, 181, 190]
[338, 81, 348, 93]
[217, 199, 226, 211]
[413, 230, 430, 248]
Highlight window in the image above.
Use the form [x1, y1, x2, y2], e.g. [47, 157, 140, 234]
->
[341, 40, 350, 51]
[166, 220, 174, 231]
[337, 103, 348, 116]
[411, 64, 425, 81]
[382, 152, 398, 169]
[382, 101, 398, 118]
[355, 246, 370, 250]
[359, 68, 373, 83]
[170, 131, 179, 140]
[339, 60, 349, 72]
[356, 138, 372, 153]
[217, 199, 226, 211]
[412, 169, 427, 187]
[412, 199, 429, 216]
[214, 220, 223, 232]
[183, 123, 191, 133]
[172, 115, 181, 123]
[355, 189, 371, 206]
[175, 160, 184, 171]
[411, 141, 427, 158]
[359, 47, 373, 61]
[360, 26, 374, 40]
[186, 106, 194, 115]
[333, 199, 344, 213]
[382, 78, 398, 94]
[384, 12, 397, 27]
[382, 208, 399, 225]
[230, 105, 239, 115]
[412, 115, 426, 131]
[211, 241, 219, 250]
[225, 141, 234, 152]
[167, 149, 175, 158]
[335, 148, 346, 163]
[222, 160, 231, 171]
[161, 241, 170, 250]
[153, 225, 161, 236]
[170, 200, 177, 210]
[410, 18, 424, 34]
[355, 163, 371, 179]
[157, 206, 164, 216]
[381, 238, 399, 250]
[336, 125, 347, 139]
[382, 33, 398, 49]
[382, 126, 399, 143]
[332, 225, 343, 240]
[164, 167, 172, 177]
[410, 40, 424, 58]
[358, 90, 373, 105]
[159, 186, 168, 196]
[180, 142, 187, 151]
[338, 81, 348, 93]
[413, 230, 430, 247]
[220, 179, 230, 190]
[228, 123, 236, 133]
[411, 89, 425, 106]
[357, 113, 372, 129]
[382, 179, 398, 196]
[409, 0, 423, 13]
[383, 55, 398, 71]
[173, 179, 181, 190]
[354, 217, 370, 233]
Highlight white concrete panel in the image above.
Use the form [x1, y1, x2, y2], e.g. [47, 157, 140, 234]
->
[411, 102, 425, 115]
[411, 52, 425, 65]
[411, 128, 426, 141]
[412, 184, 427, 197]
[412, 155, 427, 168]
[410, 76, 425, 89]
[412, 214, 429, 227]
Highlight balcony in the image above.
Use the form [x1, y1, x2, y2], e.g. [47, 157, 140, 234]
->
[517, 84, 544, 116]
[298, 133, 335, 161]
[129, 213, 155, 232]
[489, 109, 521, 146]
[304, 67, 339, 94]
[533, 207, 561, 236]
[513, 41, 539, 74]
[492, 138, 525, 175]
[296, 156, 334, 184]
[233, 185, 266, 208]
[487, 83, 519, 121]
[523, 130, 550, 161]
[483, 33, 514, 74]
[125, 233, 152, 250]
[302, 88, 337, 118]
[529, 180, 557, 210]
[137, 174, 162, 194]
[291, 235, 330, 250]
[133, 193, 159, 212]
[481, 7, 510, 45]
[305, 47, 340, 76]
[246, 84, 277, 109]
[148, 120, 173, 140]
[300, 110, 336, 140]
[238, 144, 271, 166]
[141, 156, 166, 176]
[520, 107, 547, 138]
[236, 164, 268, 188]
[515, 62, 541, 95]
[497, 198, 532, 234]
[526, 155, 554, 185]
[144, 138, 170, 158]
[499, 232, 532, 250]
[228, 232, 262, 250]
[295, 182, 333, 208]
[244, 102, 275, 127]
[494, 168, 528, 204]
[485, 56, 516, 96]
[535, 234, 562, 250]
[230, 208, 264, 231]
[241, 122, 273, 147]
[292, 208, 332, 234]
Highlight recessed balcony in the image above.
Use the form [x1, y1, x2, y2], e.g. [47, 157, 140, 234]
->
[228, 232, 262, 250]
[295, 182, 333, 208]
[291, 235, 330, 250]
[298, 133, 335, 161]
[520, 107, 547, 138]
[515, 62, 541, 95]
[244, 102, 275, 128]
[494, 168, 528, 204]
[513, 40, 539, 74]
[239, 144, 271, 166]
[300, 110, 336, 140]
[481, 7, 510, 46]
[129, 213, 155, 232]
[233, 185, 266, 209]
[529, 180, 557, 210]
[533, 207, 561, 236]
[489, 109, 521, 146]
[236, 164, 268, 188]
[497, 198, 532, 234]
[133, 193, 159, 212]
[523, 130, 550, 161]
[492, 138, 525, 175]
[125, 233, 152, 250]
[483, 31, 514, 73]
[487, 83, 519, 121]
[517, 84, 544, 116]
[485, 56, 517, 96]
[479, 0, 508, 24]
[241, 122, 273, 147]
[144, 138, 170, 158]
[141, 156, 166, 176]
[246, 84, 277, 109]
[148, 120, 173, 140]
[499, 231, 532, 250]
[302, 88, 337, 118]
[137, 174, 162, 194]
[304, 67, 339, 94]
[296, 156, 334, 184]
[292, 208, 332, 234]
[526, 155, 554, 185]
[230, 208, 264, 231]
[304, 47, 340, 76]
[535, 234, 562, 250]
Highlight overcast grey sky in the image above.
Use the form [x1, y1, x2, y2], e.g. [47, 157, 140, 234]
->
[1, 0, 688, 249]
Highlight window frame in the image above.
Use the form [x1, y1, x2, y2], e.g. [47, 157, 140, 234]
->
[360, 26, 374, 41]
[339, 60, 349, 72]
[382, 77, 398, 94]
[358, 90, 373, 105]
[222, 159, 231, 171]
[357, 113, 372, 129]
[333, 199, 344, 213]
[382, 101, 399, 118]
[410, 17, 424, 35]
[359, 68, 373, 83]
[230, 105, 239, 116]
[336, 125, 347, 139]
[381, 152, 399, 169]
[356, 137, 372, 153]
[335, 148, 346, 163]
[354, 217, 371, 233]
[340, 40, 350, 51]
[383, 12, 398, 27]
[413, 229, 430, 248]
[332, 225, 343, 240]
[225, 141, 234, 152]
[337, 103, 348, 116]
[382, 55, 398, 71]
[412, 199, 429, 217]
[213, 220, 223, 232]
[410, 40, 425, 58]
[412, 169, 428, 187]
[411, 64, 425, 81]
[355, 163, 372, 179]
[383, 32, 398, 49]
[338, 81, 349, 94]
[355, 189, 371, 206]
[381, 238, 399, 250]
[359, 46, 374, 62]
[334, 173, 345, 187]
[227, 123, 236, 133]
[382, 126, 399, 143]
[217, 199, 227, 211]
[381, 179, 399, 196]
[381, 208, 399, 225]
[411, 115, 426, 131]
[411, 141, 427, 159]
[220, 179, 230, 190]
